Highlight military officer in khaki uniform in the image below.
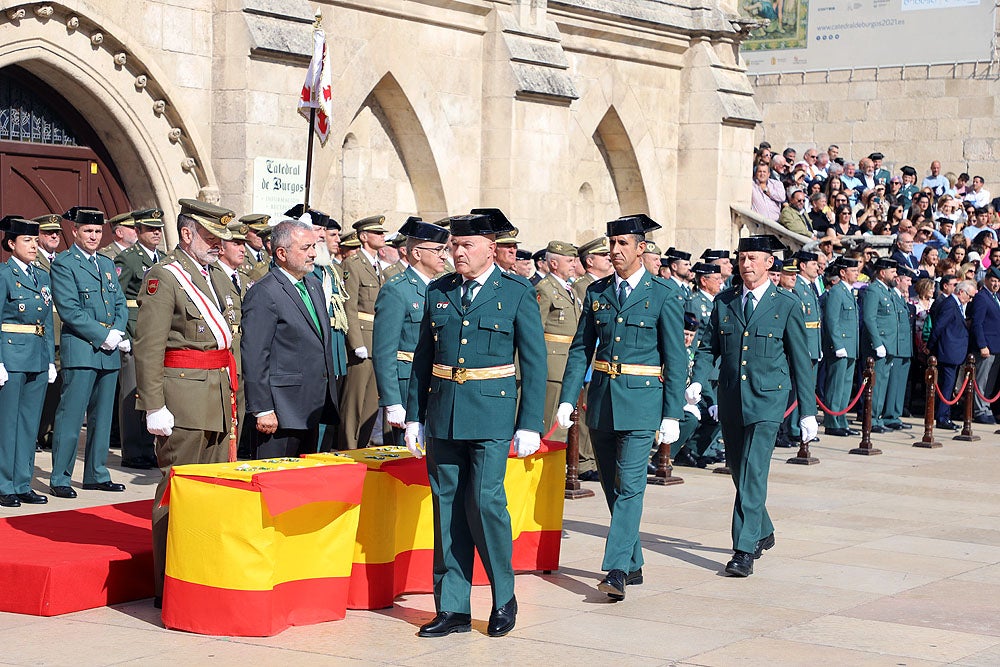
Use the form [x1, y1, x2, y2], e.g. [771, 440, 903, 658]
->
[239, 213, 271, 281]
[134, 199, 237, 604]
[381, 227, 410, 280]
[114, 208, 165, 469]
[98, 212, 136, 260]
[339, 215, 388, 449]
[32, 214, 64, 451]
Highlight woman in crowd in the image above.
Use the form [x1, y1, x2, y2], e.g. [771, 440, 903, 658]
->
[947, 243, 967, 266]
[917, 246, 939, 280]
[886, 176, 905, 207]
[829, 204, 860, 237]
[751, 162, 785, 220]
[856, 189, 886, 230]
[934, 194, 960, 223]
[886, 204, 906, 231]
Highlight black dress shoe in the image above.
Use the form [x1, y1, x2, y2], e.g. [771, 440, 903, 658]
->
[598, 569, 626, 600]
[869, 425, 887, 434]
[673, 448, 703, 468]
[625, 568, 643, 586]
[487, 596, 517, 637]
[725, 551, 754, 577]
[846, 428, 860, 436]
[824, 428, 849, 437]
[49, 485, 77, 499]
[753, 533, 775, 559]
[122, 457, 157, 470]
[646, 462, 657, 475]
[885, 422, 903, 430]
[899, 423, 912, 430]
[577, 470, 599, 482]
[935, 420, 960, 431]
[82, 481, 126, 492]
[774, 439, 796, 448]
[16, 491, 47, 505]
[0, 494, 21, 508]
[973, 414, 997, 425]
[417, 611, 472, 637]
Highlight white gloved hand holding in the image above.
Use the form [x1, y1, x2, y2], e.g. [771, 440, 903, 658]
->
[684, 382, 702, 405]
[708, 404, 719, 422]
[683, 403, 702, 421]
[513, 429, 541, 458]
[47, 363, 57, 384]
[404, 422, 425, 459]
[385, 404, 406, 428]
[101, 329, 123, 351]
[146, 406, 175, 437]
[118, 338, 131, 353]
[353, 346, 369, 360]
[875, 344, 886, 358]
[0, 363, 7, 387]
[656, 418, 681, 445]
[799, 415, 818, 443]
[835, 347, 848, 359]
[556, 402, 575, 429]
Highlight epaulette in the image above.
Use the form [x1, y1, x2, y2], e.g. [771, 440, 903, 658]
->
[386, 272, 406, 285]
[429, 272, 458, 289]
[500, 271, 532, 288]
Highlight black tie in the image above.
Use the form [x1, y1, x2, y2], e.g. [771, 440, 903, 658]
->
[232, 272, 240, 292]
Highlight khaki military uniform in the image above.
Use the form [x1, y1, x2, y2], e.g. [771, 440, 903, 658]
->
[241, 248, 270, 282]
[339, 250, 382, 449]
[382, 260, 406, 281]
[97, 242, 128, 261]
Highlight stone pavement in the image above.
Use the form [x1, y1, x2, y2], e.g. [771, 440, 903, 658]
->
[2, 418, 1000, 665]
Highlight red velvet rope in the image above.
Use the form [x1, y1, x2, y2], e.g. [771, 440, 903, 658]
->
[935, 374, 970, 406]
[815, 379, 868, 416]
[973, 377, 1000, 404]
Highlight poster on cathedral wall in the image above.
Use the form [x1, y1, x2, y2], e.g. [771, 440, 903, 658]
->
[252, 157, 307, 218]
[740, 0, 994, 73]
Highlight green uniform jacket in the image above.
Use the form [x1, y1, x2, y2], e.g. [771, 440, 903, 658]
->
[861, 280, 898, 356]
[115, 243, 160, 339]
[891, 289, 914, 358]
[686, 289, 720, 402]
[685, 289, 714, 350]
[560, 269, 686, 431]
[0, 260, 55, 371]
[821, 281, 858, 358]
[536, 273, 583, 383]
[50, 247, 127, 370]
[406, 266, 546, 439]
[701, 283, 815, 425]
[792, 275, 822, 361]
[373, 266, 426, 407]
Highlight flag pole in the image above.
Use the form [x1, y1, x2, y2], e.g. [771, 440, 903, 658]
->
[303, 8, 322, 209]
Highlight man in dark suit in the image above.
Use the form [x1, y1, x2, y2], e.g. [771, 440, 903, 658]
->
[929, 280, 976, 430]
[241, 219, 338, 458]
[969, 267, 1000, 424]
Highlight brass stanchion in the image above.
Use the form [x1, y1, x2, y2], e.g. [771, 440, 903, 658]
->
[915, 356, 942, 448]
[954, 354, 981, 442]
[850, 357, 882, 456]
[564, 402, 595, 500]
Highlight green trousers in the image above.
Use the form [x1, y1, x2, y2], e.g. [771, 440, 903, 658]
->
[823, 356, 856, 430]
[884, 356, 911, 425]
[426, 437, 514, 614]
[50, 368, 118, 487]
[590, 428, 654, 573]
[0, 370, 47, 495]
[720, 419, 779, 553]
[870, 355, 893, 428]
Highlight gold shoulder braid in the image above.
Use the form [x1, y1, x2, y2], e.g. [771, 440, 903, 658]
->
[325, 267, 350, 332]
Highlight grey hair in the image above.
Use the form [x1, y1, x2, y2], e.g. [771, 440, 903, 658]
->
[271, 219, 314, 251]
[956, 279, 977, 296]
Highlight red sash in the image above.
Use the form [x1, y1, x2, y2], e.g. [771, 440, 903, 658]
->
[164, 349, 240, 461]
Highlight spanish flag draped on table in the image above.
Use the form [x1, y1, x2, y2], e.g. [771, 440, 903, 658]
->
[161, 457, 365, 636]
[307, 441, 567, 610]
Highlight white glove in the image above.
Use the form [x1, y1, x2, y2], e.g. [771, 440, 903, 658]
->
[684, 382, 702, 405]
[656, 418, 680, 445]
[799, 415, 818, 443]
[385, 404, 406, 428]
[47, 363, 57, 384]
[404, 422, 425, 458]
[101, 329, 123, 350]
[875, 344, 886, 358]
[353, 346, 369, 360]
[683, 403, 702, 421]
[835, 348, 848, 359]
[513, 429, 541, 458]
[556, 402, 575, 429]
[146, 406, 175, 437]
[708, 404, 719, 422]
[0, 363, 7, 387]
[118, 338, 131, 353]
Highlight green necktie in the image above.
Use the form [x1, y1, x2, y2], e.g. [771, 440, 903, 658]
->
[743, 291, 755, 322]
[296, 280, 322, 333]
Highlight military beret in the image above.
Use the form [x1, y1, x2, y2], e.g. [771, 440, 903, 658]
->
[0, 216, 38, 236]
[644, 241, 662, 255]
[33, 214, 63, 232]
[987, 266, 1000, 280]
[606, 214, 660, 237]
[340, 230, 361, 248]
[178, 198, 234, 240]
[515, 249, 533, 261]
[545, 240, 577, 257]
[132, 208, 165, 228]
[873, 257, 898, 271]
[692, 262, 721, 275]
[108, 212, 136, 228]
[226, 220, 249, 241]
[240, 213, 272, 231]
[352, 215, 388, 233]
[63, 206, 105, 226]
[900, 165, 917, 177]
[398, 217, 449, 244]
[577, 237, 610, 257]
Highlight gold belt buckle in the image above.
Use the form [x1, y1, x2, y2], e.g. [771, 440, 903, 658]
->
[608, 362, 621, 379]
[34, 324, 44, 336]
[452, 367, 468, 384]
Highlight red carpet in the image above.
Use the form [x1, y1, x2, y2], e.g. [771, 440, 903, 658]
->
[0, 500, 154, 616]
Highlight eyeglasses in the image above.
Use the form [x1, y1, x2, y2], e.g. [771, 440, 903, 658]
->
[414, 245, 447, 255]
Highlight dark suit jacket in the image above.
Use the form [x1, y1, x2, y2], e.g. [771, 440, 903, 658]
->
[890, 249, 918, 271]
[241, 267, 338, 430]
[929, 295, 970, 366]
[970, 288, 1000, 352]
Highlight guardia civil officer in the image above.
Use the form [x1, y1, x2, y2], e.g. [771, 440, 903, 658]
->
[696, 235, 816, 577]
[373, 219, 449, 443]
[49, 207, 129, 498]
[860, 257, 899, 433]
[557, 214, 687, 600]
[783, 250, 822, 446]
[404, 212, 546, 638]
[821, 257, 861, 436]
[0, 217, 56, 506]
